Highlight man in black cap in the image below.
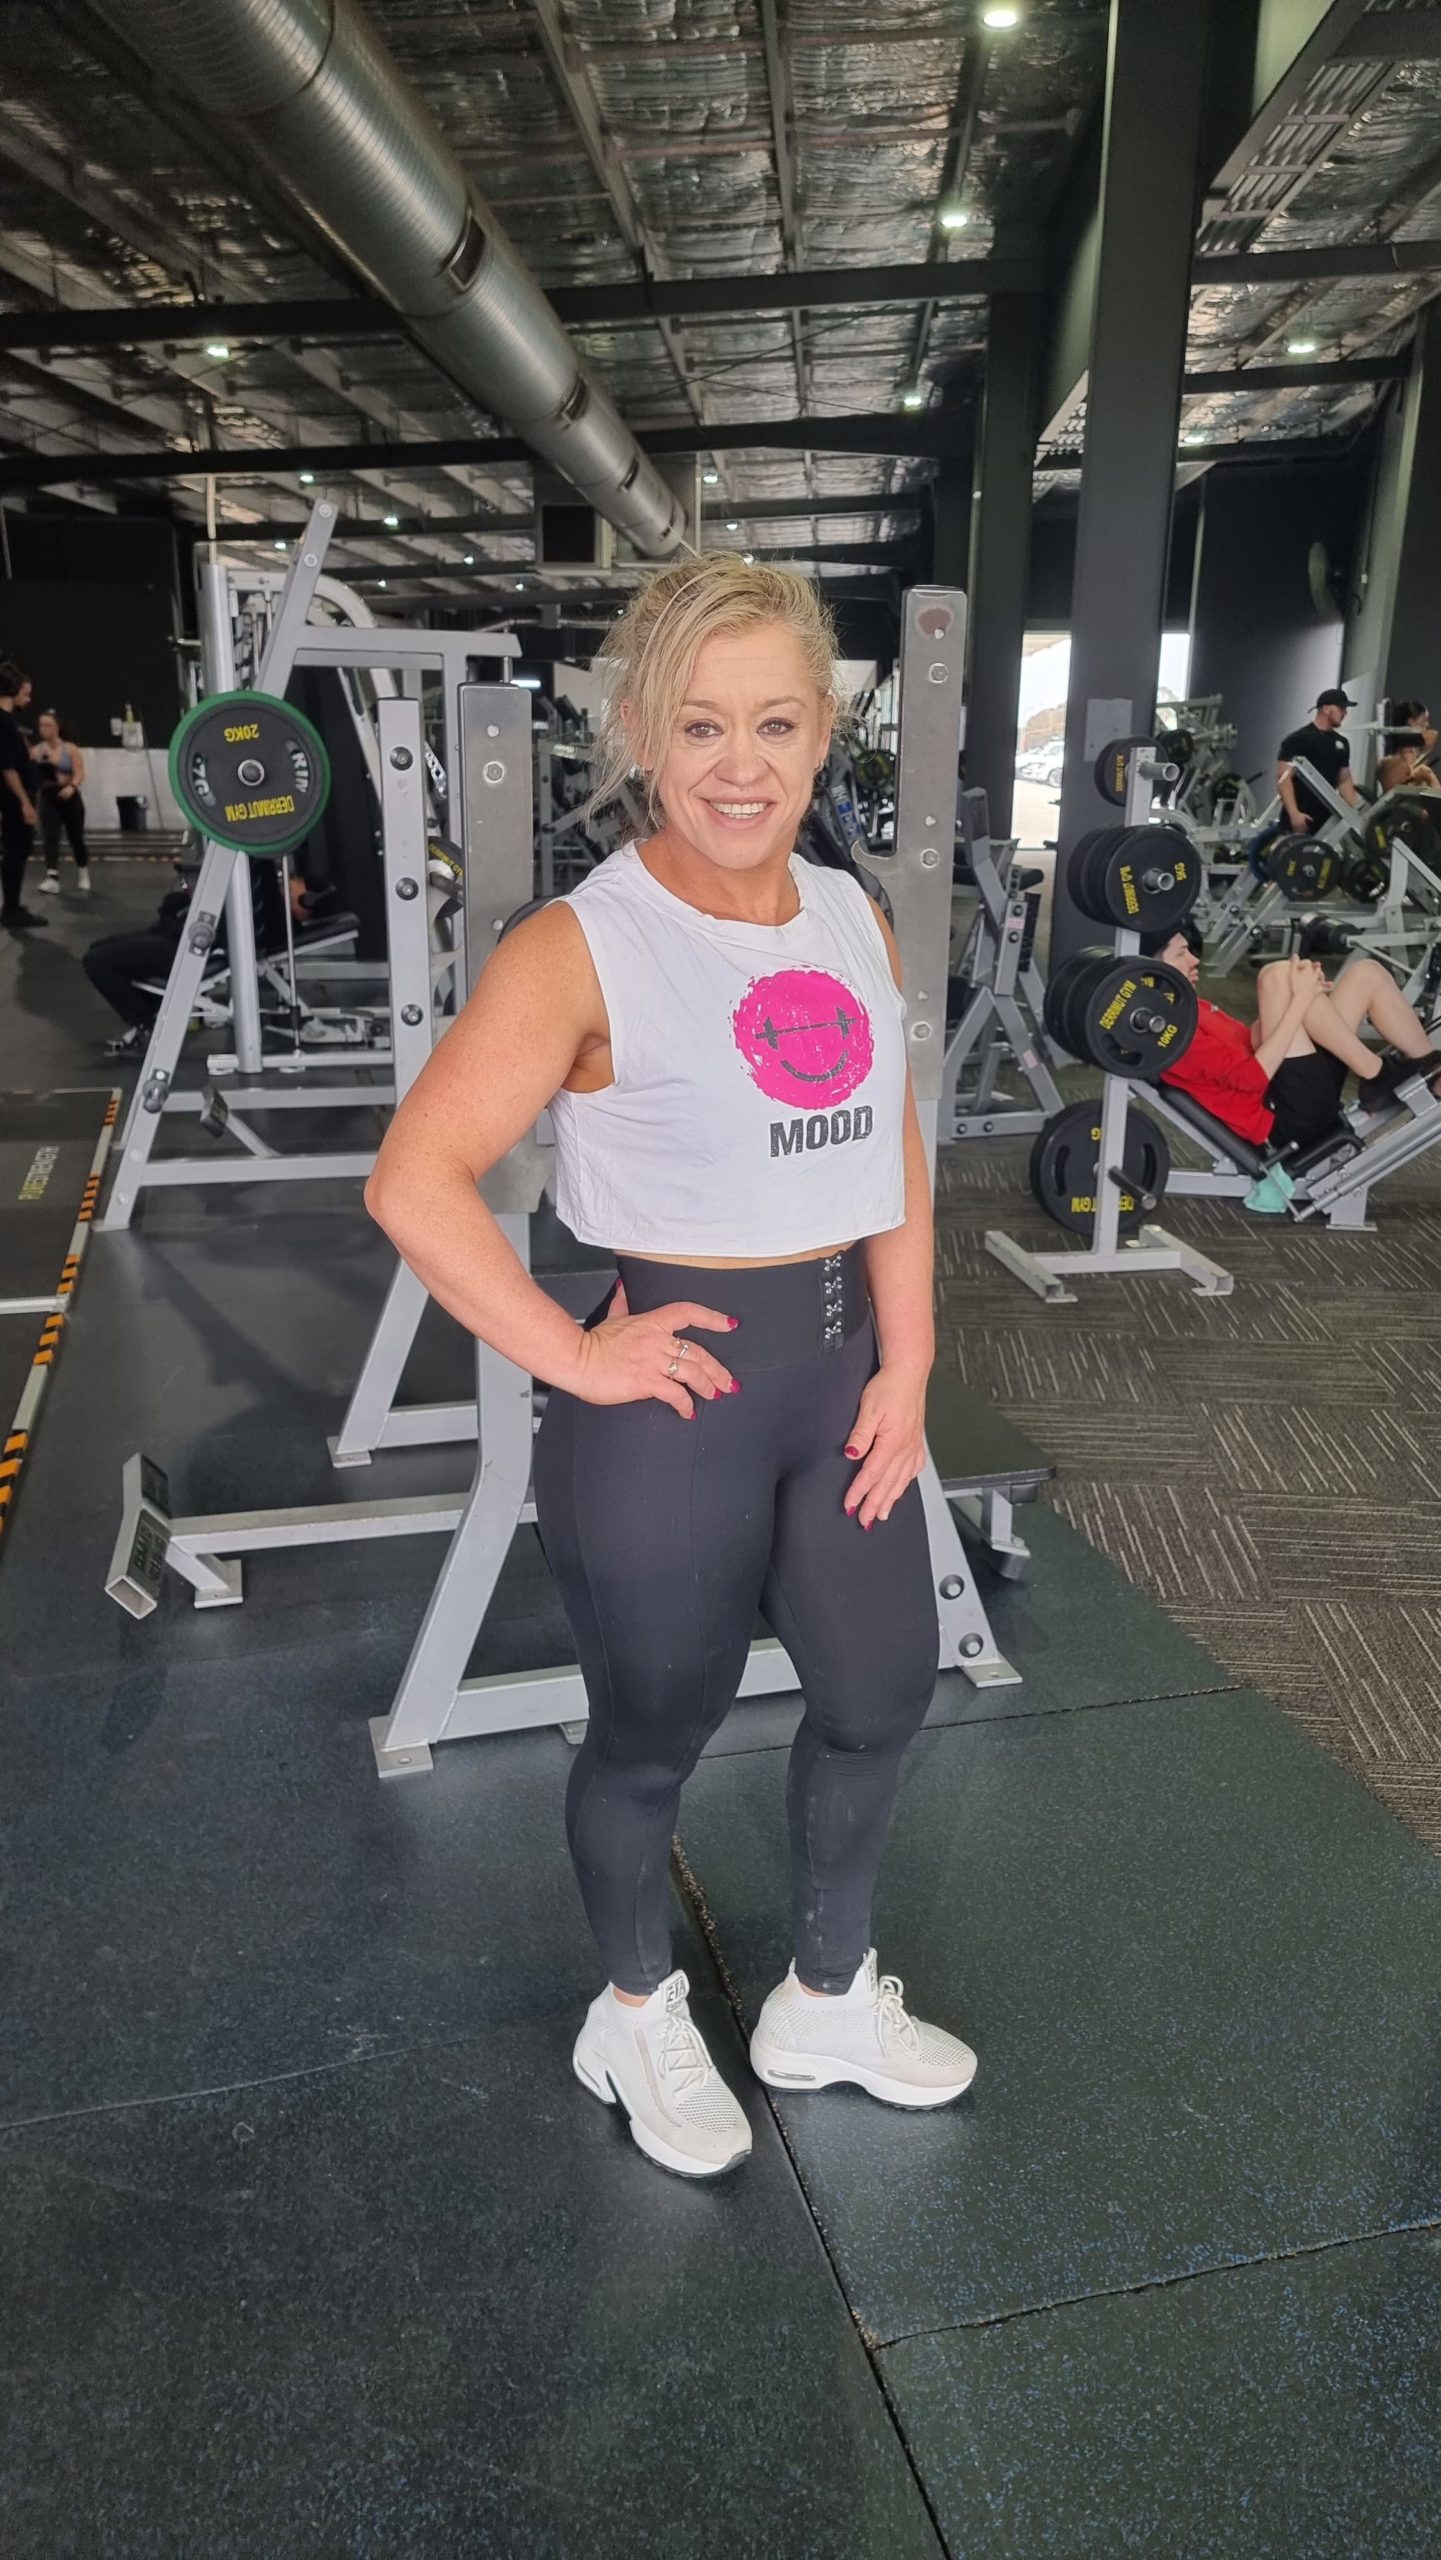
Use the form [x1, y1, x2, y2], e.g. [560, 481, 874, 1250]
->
[1276, 689, 1360, 835]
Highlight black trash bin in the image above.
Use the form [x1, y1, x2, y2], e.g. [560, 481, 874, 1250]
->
[115, 795, 149, 834]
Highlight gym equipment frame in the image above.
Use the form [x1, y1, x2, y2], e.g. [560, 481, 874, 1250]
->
[941, 788, 1065, 1142]
[107, 589, 1040, 1778]
[101, 503, 521, 1230]
[985, 752, 1234, 1306]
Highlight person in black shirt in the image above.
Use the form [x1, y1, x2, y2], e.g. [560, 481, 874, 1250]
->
[0, 658, 46, 930]
[1277, 689, 1361, 833]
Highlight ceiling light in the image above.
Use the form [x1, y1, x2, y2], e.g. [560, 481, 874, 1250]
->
[901, 387, 925, 410]
[383, 512, 399, 528]
[1286, 336, 1318, 356]
[464, 554, 475, 565]
[273, 539, 287, 551]
[204, 340, 230, 361]
[515, 579, 526, 590]
[513, 675, 542, 690]
[981, 5, 1022, 25]
[1180, 431, 1204, 446]
[939, 206, 970, 231]
[742, 552, 755, 565]
[377, 579, 387, 590]
[298, 470, 315, 485]
[702, 467, 720, 485]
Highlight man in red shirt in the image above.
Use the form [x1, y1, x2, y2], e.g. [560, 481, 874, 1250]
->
[1148, 923, 1441, 1153]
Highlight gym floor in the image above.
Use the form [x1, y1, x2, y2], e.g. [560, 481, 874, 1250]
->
[4, 862, 1440, 2557]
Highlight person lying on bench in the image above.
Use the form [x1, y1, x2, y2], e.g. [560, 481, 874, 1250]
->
[1144, 922, 1441, 1154]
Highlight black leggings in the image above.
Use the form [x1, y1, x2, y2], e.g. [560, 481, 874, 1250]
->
[1, 822, 33, 915]
[40, 791, 87, 866]
[532, 1247, 939, 1995]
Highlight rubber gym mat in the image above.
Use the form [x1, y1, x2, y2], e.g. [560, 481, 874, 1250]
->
[675, 1690, 1441, 2342]
[2, 1934, 942, 2560]
[0, 1087, 118, 1554]
[881, 2230, 1441, 2559]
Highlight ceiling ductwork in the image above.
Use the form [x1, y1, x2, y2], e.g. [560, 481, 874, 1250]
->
[84, 0, 686, 556]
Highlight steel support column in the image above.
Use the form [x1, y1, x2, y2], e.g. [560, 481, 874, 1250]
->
[1381, 300, 1441, 721]
[1052, 0, 1214, 968]
[965, 292, 1043, 841]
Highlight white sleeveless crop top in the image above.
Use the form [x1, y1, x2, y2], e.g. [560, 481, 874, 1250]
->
[548, 844, 908, 1257]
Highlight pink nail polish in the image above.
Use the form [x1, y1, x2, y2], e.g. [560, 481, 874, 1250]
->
[728, 1316, 740, 1330]
[844, 1445, 860, 1459]
[730, 1379, 742, 1394]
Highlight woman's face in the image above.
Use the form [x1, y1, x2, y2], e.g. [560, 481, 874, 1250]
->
[37, 714, 58, 744]
[644, 620, 831, 874]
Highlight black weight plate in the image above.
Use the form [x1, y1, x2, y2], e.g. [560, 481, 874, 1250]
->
[1042, 951, 1106, 1057]
[1162, 727, 1195, 771]
[1066, 827, 1125, 921]
[1093, 735, 1152, 809]
[1370, 790, 1441, 876]
[1264, 837, 1341, 903]
[1340, 841, 1391, 905]
[1081, 827, 1134, 924]
[1073, 956, 1198, 1081]
[169, 690, 331, 858]
[1084, 823, 1201, 933]
[1028, 1101, 1171, 1239]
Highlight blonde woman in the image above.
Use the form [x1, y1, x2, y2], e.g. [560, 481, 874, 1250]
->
[366, 557, 975, 2179]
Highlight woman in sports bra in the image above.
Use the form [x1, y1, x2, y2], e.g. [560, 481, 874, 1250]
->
[367, 555, 975, 2179]
[32, 711, 90, 893]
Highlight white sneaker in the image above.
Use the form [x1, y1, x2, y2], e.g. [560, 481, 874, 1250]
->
[750, 1950, 977, 2109]
[39, 870, 60, 893]
[76, 869, 91, 894]
[573, 1969, 752, 2179]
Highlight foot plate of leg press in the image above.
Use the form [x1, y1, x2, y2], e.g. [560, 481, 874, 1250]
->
[369, 1716, 433, 1780]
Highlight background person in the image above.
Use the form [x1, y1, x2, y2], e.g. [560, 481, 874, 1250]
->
[1148, 920, 1441, 1153]
[0, 658, 45, 930]
[31, 710, 90, 893]
[366, 557, 977, 2182]
[1376, 700, 1440, 797]
[1247, 688, 1361, 881]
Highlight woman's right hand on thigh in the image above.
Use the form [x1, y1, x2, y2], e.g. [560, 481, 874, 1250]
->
[570, 1280, 738, 1416]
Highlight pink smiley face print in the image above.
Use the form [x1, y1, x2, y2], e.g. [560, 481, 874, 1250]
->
[732, 967, 875, 1107]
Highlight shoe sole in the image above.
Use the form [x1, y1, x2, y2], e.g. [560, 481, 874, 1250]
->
[572, 2037, 751, 2180]
[749, 2036, 977, 2110]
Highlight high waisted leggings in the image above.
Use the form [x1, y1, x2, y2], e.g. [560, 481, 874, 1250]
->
[531, 1247, 940, 1995]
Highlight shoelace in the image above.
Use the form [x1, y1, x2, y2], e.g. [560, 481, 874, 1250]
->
[876, 1974, 922, 2056]
[654, 2007, 714, 2100]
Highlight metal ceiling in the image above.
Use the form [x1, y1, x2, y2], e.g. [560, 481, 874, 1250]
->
[0, 0, 1438, 599]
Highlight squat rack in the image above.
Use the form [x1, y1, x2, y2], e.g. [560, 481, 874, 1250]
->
[106, 585, 1037, 1776]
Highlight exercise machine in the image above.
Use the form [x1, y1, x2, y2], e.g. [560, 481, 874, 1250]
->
[106, 587, 1055, 1770]
[101, 501, 521, 1229]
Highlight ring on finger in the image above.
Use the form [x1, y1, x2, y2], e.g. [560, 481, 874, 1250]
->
[666, 1354, 681, 1379]
[672, 1338, 691, 1363]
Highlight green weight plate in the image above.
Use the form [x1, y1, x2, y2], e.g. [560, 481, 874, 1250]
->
[1029, 1100, 1171, 1239]
[169, 689, 331, 857]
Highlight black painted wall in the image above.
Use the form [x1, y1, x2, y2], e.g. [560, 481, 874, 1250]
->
[0, 513, 183, 741]
[1188, 458, 1365, 789]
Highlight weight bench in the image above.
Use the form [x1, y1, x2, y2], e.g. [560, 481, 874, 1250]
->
[927, 1371, 1055, 1580]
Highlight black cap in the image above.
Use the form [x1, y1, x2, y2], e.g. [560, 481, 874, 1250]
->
[1315, 688, 1355, 711]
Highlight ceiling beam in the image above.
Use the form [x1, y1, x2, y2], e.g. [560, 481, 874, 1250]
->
[1337, 13, 1441, 57]
[0, 260, 1042, 354]
[186, 491, 925, 544]
[0, 414, 963, 494]
[1206, 1, 1373, 209]
[1180, 353, 1407, 396]
[306, 538, 912, 584]
[1194, 239, 1441, 291]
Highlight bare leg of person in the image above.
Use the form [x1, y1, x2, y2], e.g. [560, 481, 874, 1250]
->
[1256, 962, 1318, 1060]
[1317, 955, 1435, 1059]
